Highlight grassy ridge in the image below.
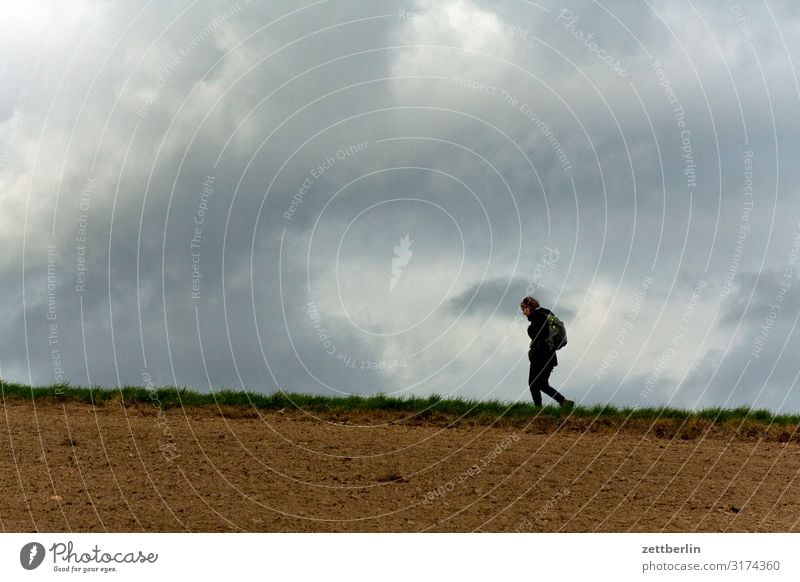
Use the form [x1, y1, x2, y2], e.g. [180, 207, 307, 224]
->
[2, 380, 799, 427]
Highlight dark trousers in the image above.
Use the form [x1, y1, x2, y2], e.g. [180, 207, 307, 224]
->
[528, 355, 565, 406]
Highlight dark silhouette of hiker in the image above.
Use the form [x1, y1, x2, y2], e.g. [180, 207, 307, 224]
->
[521, 296, 574, 408]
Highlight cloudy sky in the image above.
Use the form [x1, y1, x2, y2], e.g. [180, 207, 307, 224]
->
[1, 0, 798, 411]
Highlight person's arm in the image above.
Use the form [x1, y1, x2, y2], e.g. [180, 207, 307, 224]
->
[527, 310, 548, 347]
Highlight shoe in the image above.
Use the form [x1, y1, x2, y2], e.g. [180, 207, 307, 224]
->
[560, 399, 574, 408]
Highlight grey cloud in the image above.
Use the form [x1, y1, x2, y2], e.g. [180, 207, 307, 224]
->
[720, 268, 800, 328]
[444, 275, 578, 321]
[1, 0, 799, 411]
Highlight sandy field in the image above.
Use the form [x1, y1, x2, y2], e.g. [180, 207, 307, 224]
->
[1, 398, 799, 532]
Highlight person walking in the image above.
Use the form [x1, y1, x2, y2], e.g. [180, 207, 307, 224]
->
[521, 296, 574, 408]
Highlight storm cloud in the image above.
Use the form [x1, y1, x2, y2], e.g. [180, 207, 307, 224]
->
[1, 0, 798, 410]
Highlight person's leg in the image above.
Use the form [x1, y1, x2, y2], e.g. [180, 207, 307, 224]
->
[533, 364, 566, 404]
[528, 360, 543, 406]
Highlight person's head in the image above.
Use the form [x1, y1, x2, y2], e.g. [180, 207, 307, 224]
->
[520, 296, 540, 316]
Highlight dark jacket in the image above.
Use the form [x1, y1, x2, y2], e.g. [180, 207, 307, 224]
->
[527, 308, 558, 368]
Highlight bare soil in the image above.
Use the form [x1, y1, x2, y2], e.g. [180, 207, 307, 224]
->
[1, 399, 799, 532]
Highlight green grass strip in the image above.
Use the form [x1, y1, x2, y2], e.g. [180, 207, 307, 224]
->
[2, 380, 799, 426]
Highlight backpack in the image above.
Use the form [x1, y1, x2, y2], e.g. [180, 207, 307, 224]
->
[541, 309, 568, 351]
